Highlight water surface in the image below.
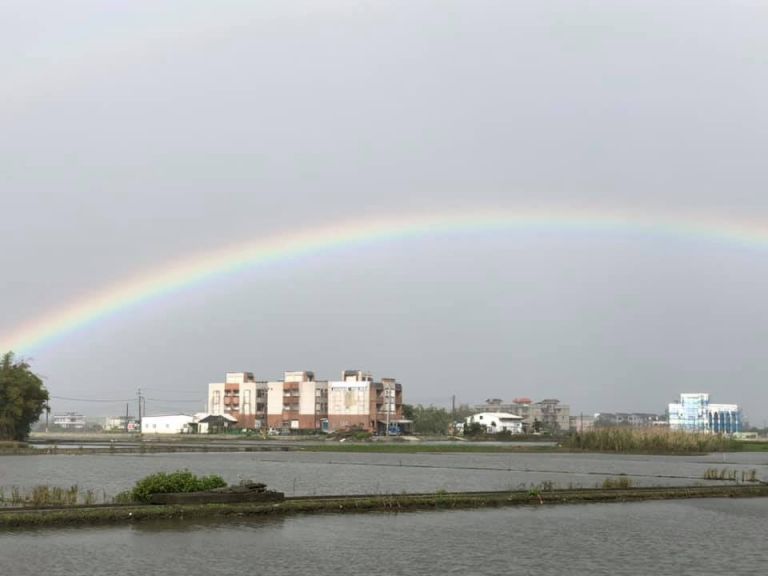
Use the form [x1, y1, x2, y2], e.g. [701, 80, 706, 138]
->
[1, 451, 765, 498]
[1, 498, 766, 575]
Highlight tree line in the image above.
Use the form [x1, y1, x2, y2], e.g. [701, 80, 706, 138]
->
[402, 404, 473, 435]
[0, 352, 49, 441]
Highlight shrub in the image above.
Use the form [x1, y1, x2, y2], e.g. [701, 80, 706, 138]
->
[130, 470, 227, 503]
[602, 476, 633, 489]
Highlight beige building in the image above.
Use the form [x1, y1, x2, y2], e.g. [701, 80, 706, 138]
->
[207, 369, 406, 433]
[474, 398, 571, 433]
[267, 371, 328, 431]
[208, 372, 267, 429]
[327, 370, 405, 434]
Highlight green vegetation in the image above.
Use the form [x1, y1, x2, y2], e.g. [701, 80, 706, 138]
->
[565, 428, 741, 454]
[601, 476, 634, 489]
[0, 484, 106, 507]
[301, 443, 555, 454]
[0, 352, 49, 441]
[403, 405, 453, 435]
[124, 470, 227, 503]
[737, 441, 768, 452]
[4, 485, 768, 529]
[328, 427, 372, 441]
[702, 468, 759, 483]
[462, 424, 531, 441]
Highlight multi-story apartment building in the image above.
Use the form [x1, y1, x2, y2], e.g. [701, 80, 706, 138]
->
[593, 412, 664, 428]
[474, 397, 570, 433]
[208, 372, 267, 429]
[53, 412, 86, 430]
[208, 369, 405, 433]
[668, 393, 741, 434]
[327, 370, 404, 434]
[569, 414, 595, 433]
[267, 371, 328, 431]
[105, 415, 139, 432]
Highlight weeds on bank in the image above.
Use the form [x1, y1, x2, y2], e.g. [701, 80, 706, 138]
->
[600, 476, 634, 489]
[565, 428, 741, 454]
[0, 484, 107, 507]
[703, 468, 759, 483]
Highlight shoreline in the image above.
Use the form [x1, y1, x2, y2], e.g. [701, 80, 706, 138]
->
[2, 485, 767, 529]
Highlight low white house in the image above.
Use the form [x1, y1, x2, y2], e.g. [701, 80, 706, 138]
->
[141, 414, 194, 434]
[192, 412, 238, 434]
[466, 412, 523, 434]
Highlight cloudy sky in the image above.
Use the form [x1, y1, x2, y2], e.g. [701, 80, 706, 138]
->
[2, 0, 768, 423]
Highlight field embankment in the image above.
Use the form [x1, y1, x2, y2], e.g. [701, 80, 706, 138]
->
[2, 484, 768, 529]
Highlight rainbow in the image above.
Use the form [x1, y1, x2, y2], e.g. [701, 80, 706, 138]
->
[3, 208, 768, 353]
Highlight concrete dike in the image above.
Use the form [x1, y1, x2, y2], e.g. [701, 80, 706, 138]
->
[2, 484, 768, 529]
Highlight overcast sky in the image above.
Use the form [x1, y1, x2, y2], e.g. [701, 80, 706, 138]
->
[2, 1, 768, 423]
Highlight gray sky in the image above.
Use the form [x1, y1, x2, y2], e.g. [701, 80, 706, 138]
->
[2, 1, 768, 423]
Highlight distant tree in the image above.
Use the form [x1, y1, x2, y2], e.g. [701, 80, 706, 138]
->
[453, 404, 475, 421]
[0, 352, 49, 441]
[409, 405, 453, 435]
[463, 422, 484, 437]
[402, 403, 414, 421]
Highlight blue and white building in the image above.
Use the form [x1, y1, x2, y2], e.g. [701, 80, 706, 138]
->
[668, 393, 741, 434]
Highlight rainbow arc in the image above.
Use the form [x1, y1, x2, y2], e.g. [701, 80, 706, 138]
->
[2, 209, 767, 353]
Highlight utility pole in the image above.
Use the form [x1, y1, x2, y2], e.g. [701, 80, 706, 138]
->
[137, 388, 143, 433]
[125, 403, 129, 433]
[263, 385, 269, 438]
[385, 382, 391, 436]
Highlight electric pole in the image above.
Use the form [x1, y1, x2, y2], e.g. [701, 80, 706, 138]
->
[138, 388, 143, 433]
[385, 382, 391, 436]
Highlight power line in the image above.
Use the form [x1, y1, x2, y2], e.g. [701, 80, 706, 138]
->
[50, 395, 133, 403]
[146, 397, 203, 403]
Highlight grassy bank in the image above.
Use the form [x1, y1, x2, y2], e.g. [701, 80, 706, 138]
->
[5, 433, 766, 457]
[2, 485, 768, 529]
[1, 441, 558, 456]
[563, 428, 742, 453]
[298, 443, 557, 454]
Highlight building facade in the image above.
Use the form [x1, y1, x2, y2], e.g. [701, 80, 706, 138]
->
[466, 412, 523, 434]
[206, 369, 405, 433]
[208, 372, 268, 429]
[327, 370, 405, 434]
[141, 414, 194, 434]
[593, 412, 665, 428]
[474, 398, 570, 433]
[668, 393, 741, 434]
[105, 415, 139, 432]
[53, 412, 86, 430]
[267, 371, 328, 431]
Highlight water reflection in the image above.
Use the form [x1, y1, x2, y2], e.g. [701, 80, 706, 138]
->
[1, 500, 766, 575]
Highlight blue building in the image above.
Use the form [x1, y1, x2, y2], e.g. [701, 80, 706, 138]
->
[668, 393, 741, 434]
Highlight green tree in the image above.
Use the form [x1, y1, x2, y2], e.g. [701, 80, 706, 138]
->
[0, 352, 49, 440]
[463, 421, 484, 437]
[409, 405, 453, 435]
